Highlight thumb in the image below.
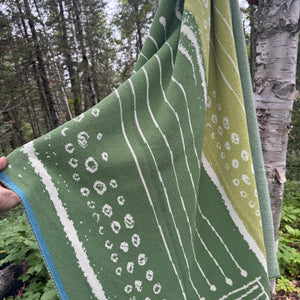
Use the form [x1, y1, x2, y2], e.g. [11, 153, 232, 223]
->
[0, 157, 8, 170]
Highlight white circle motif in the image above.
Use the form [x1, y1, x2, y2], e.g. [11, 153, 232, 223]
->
[225, 142, 231, 151]
[69, 158, 78, 168]
[232, 159, 239, 169]
[249, 201, 255, 208]
[132, 234, 141, 248]
[117, 196, 125, 206]
[73, 173, 80, 181]
[85, 157, 98, 173]
[127, 262, 134, 274]
[97, 133, 102, 140]
[146, 270, 154, 281]
[231, 133, 239, 144]
[223, 117, 230, 129]
[240, 191, 248, 198]
[225, 163, 229, 170]
[73, 114, 84, 122]
[241, 150, 249, 161]
[221, 152, 225, 159]
[91, 108, 100, 117]
[124, 214, 135, 229]
[255, 210, 260, 216]
[110, 179, 118, 189]
[218, 126, 223, 135]
[65, 143, 75, 154]
[80, 187, 90, 197]
[242, 174, 250, 185]
[94, 180, 107, 195]
[135, 280, 143, 292]
[111, 221, 121, 234]
[153, 283, 162, 295]
[124, 285, 132, 294]
[233, 179, 240, 186]
[87, 201, 95, 209]
[111, 253, 118, 263]
[102, 204, 113, 217]
[120, 242, 129, 253]
[138, 254, 147, 266]
[77, 131, 89, 148]
[102, 152, 108, 161]
[116, 267, 122, 276]
[212, 114, 218, 124]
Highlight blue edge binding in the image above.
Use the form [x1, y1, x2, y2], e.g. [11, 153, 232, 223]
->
[0, 171, 69, 300]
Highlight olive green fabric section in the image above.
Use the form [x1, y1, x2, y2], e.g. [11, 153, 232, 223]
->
[188, 0, 266, 256]
[184, 1, 211, 74]
[0, 0, 275, 299]
[229, 0, 280, 278]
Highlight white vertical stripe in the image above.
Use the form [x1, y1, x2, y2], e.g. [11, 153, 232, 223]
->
[149, 35, 159, 50]
[178, 44, 197, 85]
[171, 76, 233, 285]
[166, 42, 175, 69]
[181, 24, 207, 105]
[136, 67, 205, 296]
[144, 61, 215, 294]
[214, 32, 240, 75]
[213, 4, 234, 38]
[202, 154, 268, 274]
[115, 89, 187, 300]
[210, 40, 245, 113]
[22, 142, 106, 300]
[171, 76, 200, 169]
[157, 51, 232, 286]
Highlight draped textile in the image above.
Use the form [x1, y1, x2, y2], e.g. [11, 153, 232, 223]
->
[0, 0, 279, 299]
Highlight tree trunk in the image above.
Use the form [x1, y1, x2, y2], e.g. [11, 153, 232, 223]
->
[72, 0, 97, 108]
[57, 0, 81, 116]
[253, 0, 300, 293]
[33, 0, 72, 122]
[15, 0, 52, 131]
[249, 4, 256, 84]
[23, 0, 59, 129]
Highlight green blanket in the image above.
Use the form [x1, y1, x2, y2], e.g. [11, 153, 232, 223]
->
[0, 0, 279, 299]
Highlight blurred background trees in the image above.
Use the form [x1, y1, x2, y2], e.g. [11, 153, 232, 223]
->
[0, 0, 299, 298]
[0, 0, 157, 155]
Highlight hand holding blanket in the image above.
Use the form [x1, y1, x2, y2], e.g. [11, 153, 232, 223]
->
[0, 0, 279, 299]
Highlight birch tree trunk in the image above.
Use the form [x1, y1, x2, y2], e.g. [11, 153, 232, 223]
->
[253, 0, 300, 292]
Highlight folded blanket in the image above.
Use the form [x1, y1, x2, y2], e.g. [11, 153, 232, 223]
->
[0, 0, 279, 299]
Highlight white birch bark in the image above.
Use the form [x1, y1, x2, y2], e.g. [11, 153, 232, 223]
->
[253, 0, 300, 293]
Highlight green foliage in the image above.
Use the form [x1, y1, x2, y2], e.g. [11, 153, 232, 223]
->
[276, 276, 300, 294]
[287, 99, 300, 180]
[0, 208, 58, 299]
[277, 180, 300, 294]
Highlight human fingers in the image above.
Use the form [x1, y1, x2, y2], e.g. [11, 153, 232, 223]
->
[0, 156, 8, 170]
[0, 186, 21, 212]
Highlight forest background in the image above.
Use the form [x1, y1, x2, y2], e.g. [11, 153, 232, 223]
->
[0, 0, 299, 299]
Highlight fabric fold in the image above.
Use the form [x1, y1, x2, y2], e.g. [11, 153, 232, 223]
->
[1, 0, 277, 299]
